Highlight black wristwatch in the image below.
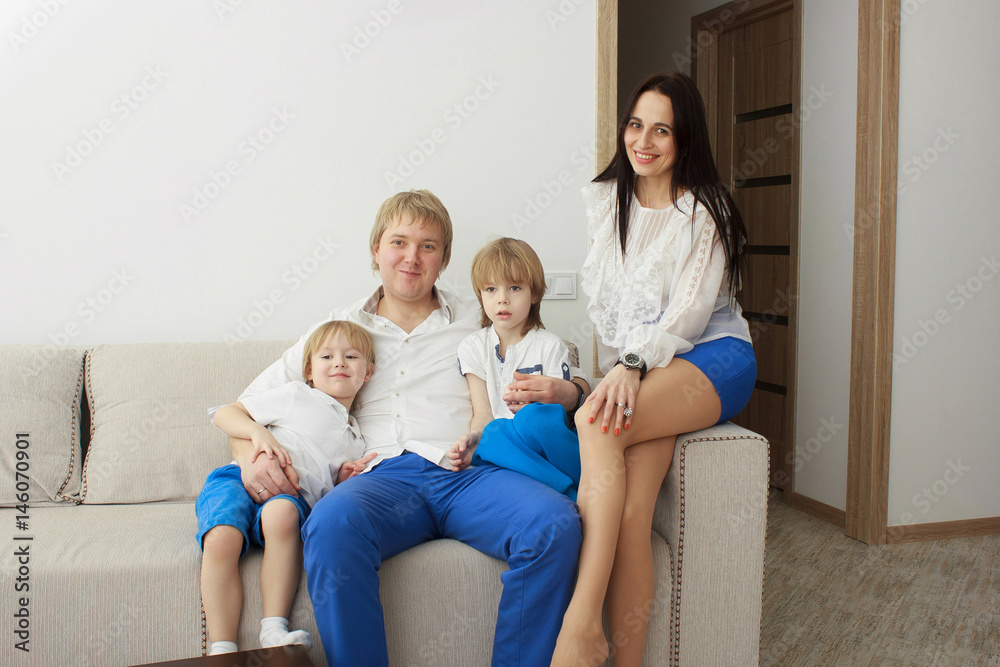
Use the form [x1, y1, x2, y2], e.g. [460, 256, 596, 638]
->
[567, 381, 586, 420]
[616, 352, 647, 380]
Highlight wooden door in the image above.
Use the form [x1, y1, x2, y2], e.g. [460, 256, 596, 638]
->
[692, 1, 801, 491]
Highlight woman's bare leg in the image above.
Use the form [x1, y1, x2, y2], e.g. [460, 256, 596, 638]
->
[606, 438, 675, 666]
[551, 360, 720, 667]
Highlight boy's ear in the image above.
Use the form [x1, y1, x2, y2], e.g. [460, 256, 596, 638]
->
[304, 362, 313, 385]
[364, 363, 375, 382]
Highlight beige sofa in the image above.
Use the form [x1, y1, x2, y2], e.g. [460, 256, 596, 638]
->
[0, 341, 769, 666]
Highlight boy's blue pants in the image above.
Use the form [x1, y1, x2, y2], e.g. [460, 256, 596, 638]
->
[301, 451, 582, 666]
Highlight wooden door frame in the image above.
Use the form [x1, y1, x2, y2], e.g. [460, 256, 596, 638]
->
[595, 0, 902, 545]
[845, 0, 900, 545]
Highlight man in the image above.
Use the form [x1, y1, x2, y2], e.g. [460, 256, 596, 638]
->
[231, 190, 588, 665]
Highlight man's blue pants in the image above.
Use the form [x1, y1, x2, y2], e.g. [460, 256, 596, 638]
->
[301, 452, 582, 666]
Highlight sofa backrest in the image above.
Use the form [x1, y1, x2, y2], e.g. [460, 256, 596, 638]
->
[0, 346, 86, 506]
[80, 341, 295, 504]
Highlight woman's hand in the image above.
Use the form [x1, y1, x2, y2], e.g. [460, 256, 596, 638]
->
[585, 364, 640, 436]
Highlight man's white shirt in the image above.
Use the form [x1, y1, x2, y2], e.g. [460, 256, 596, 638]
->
[240, 286, 586, 470]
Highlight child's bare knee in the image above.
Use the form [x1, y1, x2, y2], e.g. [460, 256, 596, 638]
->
[203, 525, 243, 558]
[261, 499, 301, 539]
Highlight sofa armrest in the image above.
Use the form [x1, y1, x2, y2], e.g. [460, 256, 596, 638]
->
[652, 422, 770, 666]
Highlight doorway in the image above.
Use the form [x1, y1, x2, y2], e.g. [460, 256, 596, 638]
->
[691, 0, 802, 493]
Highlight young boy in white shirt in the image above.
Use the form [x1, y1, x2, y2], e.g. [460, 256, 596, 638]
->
[196, 320, 375, 656]
[446, 238, 582, 498]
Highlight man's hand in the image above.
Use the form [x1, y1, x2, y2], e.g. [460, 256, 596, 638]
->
[232, 435, 300, 503]
[502, 373, 588, 414]
[446, 431, 481, 471]
[337, 452, 377, 484]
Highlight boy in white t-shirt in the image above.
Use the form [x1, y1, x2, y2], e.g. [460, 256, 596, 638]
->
[196, 321, 375, 656]
[446, 238, 582, 498]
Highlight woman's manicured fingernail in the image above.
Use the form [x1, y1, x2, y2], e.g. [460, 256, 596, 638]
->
[614, 428, 620, 435]
[602, 426, 608, 434]
[589, 417, 594, 424]
[625, 424, 630, 430]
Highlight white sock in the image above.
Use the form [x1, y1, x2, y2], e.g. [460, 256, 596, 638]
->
[260, 616, 312, 649]
[208, 641, 238, 655]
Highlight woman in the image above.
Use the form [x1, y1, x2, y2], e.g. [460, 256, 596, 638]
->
[551, 72, 757, 666]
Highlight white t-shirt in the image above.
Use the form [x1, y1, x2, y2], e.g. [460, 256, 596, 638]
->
[458, 326, 572, 420]
[239, 381, 364, 508]
[580, 181, 752, 374]
[240, 287, 588, 469]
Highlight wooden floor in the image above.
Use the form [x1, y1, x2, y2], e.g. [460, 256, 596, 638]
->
[760, 494, 1000, 666]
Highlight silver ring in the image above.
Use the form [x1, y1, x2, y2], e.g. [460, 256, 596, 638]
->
[623, 406, 634, 418]
[257, 488, 266, 495]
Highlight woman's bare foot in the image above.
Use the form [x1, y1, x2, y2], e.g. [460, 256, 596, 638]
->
[551, 616, 609, 667]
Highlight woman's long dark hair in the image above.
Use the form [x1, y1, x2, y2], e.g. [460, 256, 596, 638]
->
[595, 72, 747, 298]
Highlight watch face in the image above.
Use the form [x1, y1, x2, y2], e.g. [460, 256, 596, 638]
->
[623, 352, 641, 368]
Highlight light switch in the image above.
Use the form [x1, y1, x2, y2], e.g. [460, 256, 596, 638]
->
[543, 272, 577, 300]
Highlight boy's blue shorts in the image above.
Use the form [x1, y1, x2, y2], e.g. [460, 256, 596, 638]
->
[195, 463, 310, 556]
[674, 336, 757, 424]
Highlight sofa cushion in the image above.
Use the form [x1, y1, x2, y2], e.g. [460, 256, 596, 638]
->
[0, 345, 85, 505]
[81, 341, 294, 504]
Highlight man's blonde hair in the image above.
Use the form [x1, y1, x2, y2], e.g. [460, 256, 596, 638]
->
[369, 189, 453, 272]
[470, 237, 547, 334]
[302, 320, 376, 387]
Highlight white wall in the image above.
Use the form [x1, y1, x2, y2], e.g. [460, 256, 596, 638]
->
[792, 0, 857, 510]
[887, 0, 1000, 526]
[0, 1, 596, 374]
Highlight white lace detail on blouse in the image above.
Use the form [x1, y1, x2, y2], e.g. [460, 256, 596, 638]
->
[580, 181, 699, 350]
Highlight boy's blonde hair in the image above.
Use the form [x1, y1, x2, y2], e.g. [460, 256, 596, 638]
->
[370, 189, 453, 272]
[470, 237, 547, 334]
[302, 320, 376, 387]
